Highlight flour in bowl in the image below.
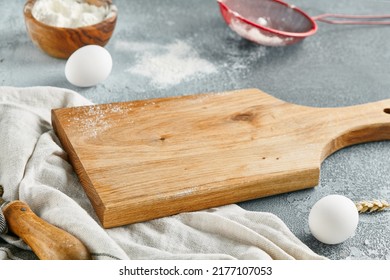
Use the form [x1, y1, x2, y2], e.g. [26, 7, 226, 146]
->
[31, 0, 116, 28]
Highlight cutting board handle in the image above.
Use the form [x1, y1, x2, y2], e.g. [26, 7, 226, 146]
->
[317, 99, 390, 160]
[3, 200, 91, 260]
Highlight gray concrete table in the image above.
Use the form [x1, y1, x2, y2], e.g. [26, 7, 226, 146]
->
[1, 0, 389, 260]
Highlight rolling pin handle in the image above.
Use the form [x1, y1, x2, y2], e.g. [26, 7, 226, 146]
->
[2, 200, 91, 260]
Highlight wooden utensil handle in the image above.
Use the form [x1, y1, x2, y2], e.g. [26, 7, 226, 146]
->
[318, 99, 390, 160]
[3, 200, 91, 260]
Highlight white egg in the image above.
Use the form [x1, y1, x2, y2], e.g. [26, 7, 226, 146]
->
[65, 45, 112, 87]
[308, 194, 359, 245]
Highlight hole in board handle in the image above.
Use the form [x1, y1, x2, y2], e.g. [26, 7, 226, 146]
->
[384, 108, 390, 114]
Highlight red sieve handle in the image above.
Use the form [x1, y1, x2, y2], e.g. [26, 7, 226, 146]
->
[312, 13, 390, 25]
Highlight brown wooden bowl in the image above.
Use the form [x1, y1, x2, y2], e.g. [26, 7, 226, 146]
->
[23, 0, 117, 59]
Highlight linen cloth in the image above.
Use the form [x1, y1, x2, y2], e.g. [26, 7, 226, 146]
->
[0, 86, 326, 260]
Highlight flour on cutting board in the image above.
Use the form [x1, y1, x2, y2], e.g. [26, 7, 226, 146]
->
[67, 104, 127, 138]
[124, 40, 217, 89]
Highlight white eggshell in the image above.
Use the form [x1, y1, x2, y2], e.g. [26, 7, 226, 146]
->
[65, 45, 112, 87]
[309, 194, 359, 245]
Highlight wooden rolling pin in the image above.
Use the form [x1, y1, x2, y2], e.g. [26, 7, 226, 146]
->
[0, 185, 91, 260]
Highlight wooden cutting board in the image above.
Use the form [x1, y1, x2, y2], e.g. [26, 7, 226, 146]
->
[51, 88, 390, 228]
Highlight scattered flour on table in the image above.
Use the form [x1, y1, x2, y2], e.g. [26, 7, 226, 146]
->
[124, 40, 217, 89]
[115, 41, 159, 52]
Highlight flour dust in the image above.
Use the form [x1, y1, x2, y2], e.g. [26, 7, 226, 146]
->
[121, 40, 217, 89]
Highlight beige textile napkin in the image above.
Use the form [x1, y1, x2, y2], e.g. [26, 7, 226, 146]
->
[0, 86, 326, 260]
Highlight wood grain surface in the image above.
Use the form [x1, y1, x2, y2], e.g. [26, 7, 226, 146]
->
[51, 88, 390, 228]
